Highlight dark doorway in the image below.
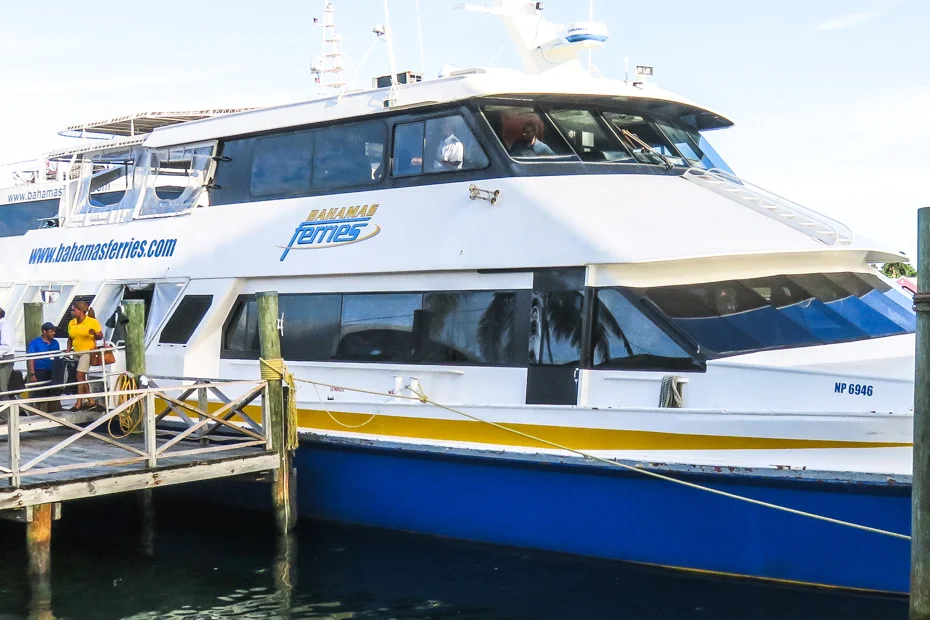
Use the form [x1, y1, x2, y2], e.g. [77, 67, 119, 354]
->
[525, 269, 585, 406]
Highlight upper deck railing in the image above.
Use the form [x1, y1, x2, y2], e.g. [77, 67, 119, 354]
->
[683, 168, 853, 247]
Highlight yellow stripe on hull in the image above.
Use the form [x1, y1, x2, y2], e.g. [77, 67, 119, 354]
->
[299, 408, 910, 451]
[175, 399, 910, 452]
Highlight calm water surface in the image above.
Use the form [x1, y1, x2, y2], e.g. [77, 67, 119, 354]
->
[0, 493, 907, 619]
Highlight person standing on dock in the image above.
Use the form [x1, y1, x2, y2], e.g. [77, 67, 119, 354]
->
[0, 307, 13, 399]
[27, 322, 60, 388]
[66, 301, 103, 411]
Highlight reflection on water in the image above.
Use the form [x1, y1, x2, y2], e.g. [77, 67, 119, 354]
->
[0, 492, 908, 619]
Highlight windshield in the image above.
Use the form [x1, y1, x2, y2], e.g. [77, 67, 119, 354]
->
[482, 102, 733, 172]
[652, 119, 732, 173]
[631, 272, 914, 358]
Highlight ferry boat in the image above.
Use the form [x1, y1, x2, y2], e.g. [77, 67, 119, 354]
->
[0, 0, 916, 593]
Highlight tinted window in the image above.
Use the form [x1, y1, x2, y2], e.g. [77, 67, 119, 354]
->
[529, 290, 584, 365]
[482, 105, 574, 159]
[547, 109, 632, 163]
[392, 122, 426, 177]
[221, 290, 521, 366]
[223, 297, 260, 355]
[602, 112, 681, 165]
[593, 289, 697, 370]
[159, 295, 213, 344]
[635, 272, 914, 358]
[0, 199, 59, 237]
[422, 291, 515, 364]
[312, 121, 386, 190]
[392, 115, 489, 177]
[250, 131, 313, 197]
[280, 294, 342, 361]
[336, 294, 422, 361]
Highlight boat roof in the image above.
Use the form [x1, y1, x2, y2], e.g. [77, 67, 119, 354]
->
[59, 108, 256, 138]
[143, 68, 735, 149]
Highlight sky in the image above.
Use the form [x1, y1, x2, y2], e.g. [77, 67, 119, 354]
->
[0, 0, 927, 258]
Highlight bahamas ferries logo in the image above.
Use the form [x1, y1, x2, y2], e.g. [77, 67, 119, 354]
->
[279, 203, 380, 261]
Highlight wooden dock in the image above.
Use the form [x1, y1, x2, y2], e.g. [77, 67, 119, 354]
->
[1, 380, 279, 512]
[0, 292, 297, 615]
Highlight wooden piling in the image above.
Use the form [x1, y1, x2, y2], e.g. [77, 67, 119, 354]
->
[23, 302, 54, 596]
[23, 302, 43, 344]
[913, 206, 930, 619]
[26, 503, 52, 601]
[257, 291, 297, 533]
[123, 299, 155, 554]
[123, 300, 146, 378]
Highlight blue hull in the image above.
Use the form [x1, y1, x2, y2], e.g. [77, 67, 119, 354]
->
[296, 438, 911, 593]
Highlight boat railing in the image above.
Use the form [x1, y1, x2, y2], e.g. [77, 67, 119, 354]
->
[682, 168, 853, 247]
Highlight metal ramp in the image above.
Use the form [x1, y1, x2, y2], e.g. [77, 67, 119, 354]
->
[683, 168, 853, 247]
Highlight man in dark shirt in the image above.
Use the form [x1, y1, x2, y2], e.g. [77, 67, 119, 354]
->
[27, 322, 60, 387]
[508, 122, 556, 157]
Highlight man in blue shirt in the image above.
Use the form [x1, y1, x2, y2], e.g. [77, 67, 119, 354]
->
[27, 322, 60, 387]
[508, 122, 556, 158]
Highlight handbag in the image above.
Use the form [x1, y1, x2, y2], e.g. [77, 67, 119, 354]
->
[90, 343, 116, 366]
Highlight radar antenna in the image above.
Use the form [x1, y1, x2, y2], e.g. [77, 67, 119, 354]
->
[311, 2, 347, 92]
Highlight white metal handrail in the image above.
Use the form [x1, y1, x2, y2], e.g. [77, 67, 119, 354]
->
[683, 168, 854, 247]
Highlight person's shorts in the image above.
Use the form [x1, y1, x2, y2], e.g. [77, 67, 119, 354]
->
[76, 353, 92, 373]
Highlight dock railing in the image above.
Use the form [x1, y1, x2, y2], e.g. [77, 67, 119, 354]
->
[0, 367, 270, 488]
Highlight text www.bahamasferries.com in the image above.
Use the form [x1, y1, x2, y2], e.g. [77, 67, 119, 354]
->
[28, 238, 178, 265]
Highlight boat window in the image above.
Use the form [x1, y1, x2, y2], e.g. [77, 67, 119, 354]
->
[653, 119, 733, 173]
[602, 113, 683, 166]
[593, 289, 699, 370]
[337, 293, 422, 362]
[222, 290, 520, 366]
[481, 105, 575, 160]
[392, 115, 489, 177]
[547, 109, 633, 163]
[250, 130, 313, 197]
[633, 272, 915, 358]
[138, 142, 215, 217]
[280, 294, 343, 361]
[0, 198, 59, 237]
[421, 291, 515, 364]
[72, 147, 142, 221]
[312, 121, 386, 190]
[529, 290, 584, 365]
[159, 295, 213, 345]
[144, 282, 186, 344]
[224, 297, 260, 355]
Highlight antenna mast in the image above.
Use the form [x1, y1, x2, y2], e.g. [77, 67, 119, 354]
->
[313, 2, 347, 92]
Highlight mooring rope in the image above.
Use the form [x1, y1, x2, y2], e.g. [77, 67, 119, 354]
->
[288, 375, 911, 541]
[258, 358, 299, 451]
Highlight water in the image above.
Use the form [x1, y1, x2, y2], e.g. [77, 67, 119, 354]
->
[0, 493, 908, 619]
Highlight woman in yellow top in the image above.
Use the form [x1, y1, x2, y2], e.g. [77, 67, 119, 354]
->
[66, 301, 103, 411]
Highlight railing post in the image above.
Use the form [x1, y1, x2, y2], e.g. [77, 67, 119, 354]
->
[144, 393, 157, 468]
[257, 291, 297, 534]
[8, 403, 20, 488]
[197, 384, 209, 441]
[913, 206, 930, 619]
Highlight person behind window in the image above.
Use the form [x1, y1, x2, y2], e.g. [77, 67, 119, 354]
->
[0, 307, 13, 400]
[27, 322, 60, 389]
[431, 117, 465, 172]
[509, 121, 556, 157]
[66, 301, 103, 411]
